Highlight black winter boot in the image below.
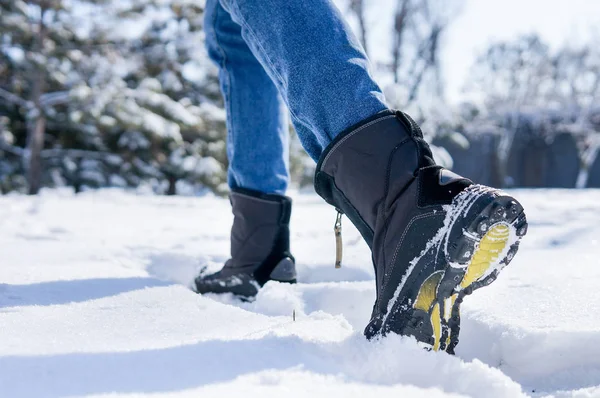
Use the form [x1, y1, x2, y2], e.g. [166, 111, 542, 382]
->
[315, 110, 527, 353]
[194, 188, 297, 297]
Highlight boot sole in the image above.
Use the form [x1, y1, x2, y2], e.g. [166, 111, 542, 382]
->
[195, 257, 297, 298]
[403, 185, 527, 353]
[194, 275, 297, 299]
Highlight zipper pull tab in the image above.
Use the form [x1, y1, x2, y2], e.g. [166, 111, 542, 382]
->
[334, 211, 343, 269]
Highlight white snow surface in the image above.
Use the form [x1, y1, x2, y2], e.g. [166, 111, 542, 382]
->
[1, 189, 600, 398]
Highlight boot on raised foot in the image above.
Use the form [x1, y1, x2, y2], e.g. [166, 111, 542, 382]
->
[314, 110, 527, 353]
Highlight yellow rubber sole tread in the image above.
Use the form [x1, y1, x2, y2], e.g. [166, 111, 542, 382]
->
[460, 223, 510, 289]
[413, 271, 445, 351]
[431, 303, 441, 351]
[411, 224, 513, 352]
[444, 294, 457, 349]
[414, 271, 444, 312]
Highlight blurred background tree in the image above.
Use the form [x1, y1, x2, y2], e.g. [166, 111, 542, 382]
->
[1, 0, 600, 195]
[461, 34, 600, 188]
[1, 0, 226, 195]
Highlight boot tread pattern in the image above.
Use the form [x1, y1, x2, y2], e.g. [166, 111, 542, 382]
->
[408, 186, 527, 353]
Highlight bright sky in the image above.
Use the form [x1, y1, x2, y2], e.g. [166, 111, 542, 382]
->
[444, 0, 600, 103]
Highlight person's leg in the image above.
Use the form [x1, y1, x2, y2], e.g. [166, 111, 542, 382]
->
[205, 0, 290, 195]
[195, 0, 296, 296]
[217, 0, 388, 161]
[208, 0, 528, 353]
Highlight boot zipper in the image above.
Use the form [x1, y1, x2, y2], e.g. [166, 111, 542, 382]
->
[334, 210, 343, 268]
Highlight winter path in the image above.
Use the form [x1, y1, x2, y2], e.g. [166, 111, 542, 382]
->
[1, 189, 600, 398]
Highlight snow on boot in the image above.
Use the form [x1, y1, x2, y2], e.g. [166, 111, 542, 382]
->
[314, 110, 528, 353]
[194, 188, 296, 297]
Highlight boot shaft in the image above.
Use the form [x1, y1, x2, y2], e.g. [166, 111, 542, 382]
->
[314, 110, 436, 247]
[195, 188, 296, 297]
[228, 189, 292, 267]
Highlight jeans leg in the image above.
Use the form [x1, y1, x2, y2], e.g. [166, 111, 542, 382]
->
[218, 0, 388, 161]
[205, 0, 290, 195]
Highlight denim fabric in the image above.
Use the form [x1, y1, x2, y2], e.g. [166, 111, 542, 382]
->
[204, 1, 290, 195]
[204, 0, 388, 194]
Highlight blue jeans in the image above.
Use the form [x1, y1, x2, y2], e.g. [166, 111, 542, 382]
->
[204, 0, 388, 195]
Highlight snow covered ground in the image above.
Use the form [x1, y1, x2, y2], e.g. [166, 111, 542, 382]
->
[1, 189, 600, 398]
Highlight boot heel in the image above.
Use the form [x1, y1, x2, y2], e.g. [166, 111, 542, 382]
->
[268, 257, 297, 283]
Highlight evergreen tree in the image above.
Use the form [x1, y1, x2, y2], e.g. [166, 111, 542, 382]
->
[0, 0, 228, 195]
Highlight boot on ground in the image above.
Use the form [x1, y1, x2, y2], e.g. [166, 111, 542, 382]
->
[194, 188, 297, 297]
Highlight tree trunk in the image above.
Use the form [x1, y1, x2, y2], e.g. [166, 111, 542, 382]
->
[167, 175, 177, 195]
[392, 0, 410, 83]
[26, 1, 49, 195]
[27, 114, 46, 194]
[351, 0, 369, 56]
